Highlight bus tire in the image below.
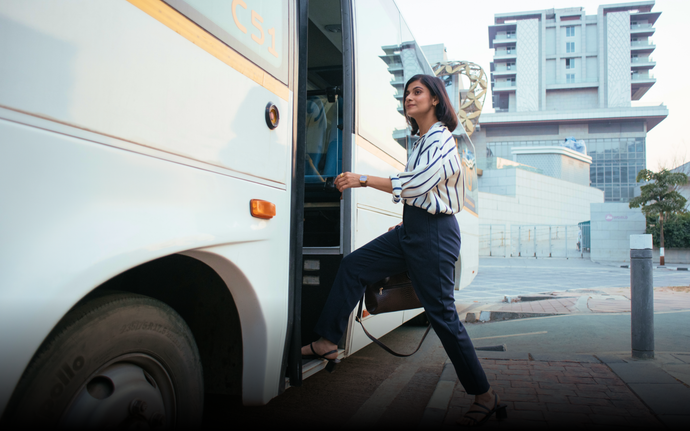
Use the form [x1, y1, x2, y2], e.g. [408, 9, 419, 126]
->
[5, 291, 203, 429]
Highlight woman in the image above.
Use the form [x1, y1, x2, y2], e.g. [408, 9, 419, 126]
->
[301, 75, 506, 427]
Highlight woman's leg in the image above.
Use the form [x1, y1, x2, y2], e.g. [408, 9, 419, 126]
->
[308, 226, 408, 351]
[402, 207, 490, 395]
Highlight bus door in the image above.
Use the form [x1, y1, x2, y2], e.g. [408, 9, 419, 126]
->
[291, 0, 353, 383]
[290, 0, 441, 384]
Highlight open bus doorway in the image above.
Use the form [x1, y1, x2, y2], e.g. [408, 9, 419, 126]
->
[298, 0, 350, 380]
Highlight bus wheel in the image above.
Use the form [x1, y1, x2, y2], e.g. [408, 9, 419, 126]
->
[6, 291, 203, 429]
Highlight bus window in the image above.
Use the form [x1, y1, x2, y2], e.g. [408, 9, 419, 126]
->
[163, 0, 289, 83]
[353, 0, 433, 158]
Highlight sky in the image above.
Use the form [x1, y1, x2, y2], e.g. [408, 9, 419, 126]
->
[394, 0, 689, 171]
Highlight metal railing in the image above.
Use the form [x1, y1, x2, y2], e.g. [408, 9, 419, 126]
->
[631, 56, 654, 63]
[631, 39, 654, 47]
[493, 81, 516, 89]
[480, 224, 588, 258]
[632, 72, 655, 81]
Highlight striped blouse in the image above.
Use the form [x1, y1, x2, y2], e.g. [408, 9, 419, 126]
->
[389, 122, 464, 215]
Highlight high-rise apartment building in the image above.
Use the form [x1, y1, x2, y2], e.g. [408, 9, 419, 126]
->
[472, 1, 668, 203]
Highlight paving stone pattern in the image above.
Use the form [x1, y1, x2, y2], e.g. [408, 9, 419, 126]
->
[443, 358, 663, 429]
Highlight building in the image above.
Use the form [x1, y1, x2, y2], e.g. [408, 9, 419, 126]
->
[472, 1, 668, 204]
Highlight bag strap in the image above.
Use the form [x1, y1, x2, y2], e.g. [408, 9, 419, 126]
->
[355, 298, 431, 358]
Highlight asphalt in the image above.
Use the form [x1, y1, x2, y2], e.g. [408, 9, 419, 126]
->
[414, 258, 690, 430]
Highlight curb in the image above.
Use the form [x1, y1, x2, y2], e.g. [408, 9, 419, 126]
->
[465, 310, 561, 323]
[620, 264, 689, 270]
[419, 360, 456, 429]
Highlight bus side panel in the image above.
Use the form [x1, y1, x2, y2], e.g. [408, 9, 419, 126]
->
[344, 138, 417, 356]
[456, 134, 480, 290]
[0, 114, 292, 413]
[456, 210, 479, 290]
[0, 0, 289, 185]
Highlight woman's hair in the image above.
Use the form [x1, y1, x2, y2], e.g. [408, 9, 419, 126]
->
[403, 74, 458, 135]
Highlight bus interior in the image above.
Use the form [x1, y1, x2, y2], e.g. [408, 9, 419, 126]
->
[300, 0, 347, 364]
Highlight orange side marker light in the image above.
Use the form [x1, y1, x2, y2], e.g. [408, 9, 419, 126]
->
[250, 199, 276, 219]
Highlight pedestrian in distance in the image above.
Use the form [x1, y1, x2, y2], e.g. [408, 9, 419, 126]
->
[301, 74, 507, 427]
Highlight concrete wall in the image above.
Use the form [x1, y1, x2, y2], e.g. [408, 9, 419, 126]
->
[590, 203, 646, 262]
[479, 168, 603, 226]
[653, 248, 690, 265]
[545, 89, 599, 111]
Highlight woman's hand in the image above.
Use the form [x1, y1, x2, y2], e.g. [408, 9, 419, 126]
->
[334, 172, 394, 194]
[334, 172, 362, 192]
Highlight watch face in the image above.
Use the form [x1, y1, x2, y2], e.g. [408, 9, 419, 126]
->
[360, 175, 367, 182]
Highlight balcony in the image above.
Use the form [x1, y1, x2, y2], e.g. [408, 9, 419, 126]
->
[631, 71, 656, 100]
[630, 23, 655, 37]
[492, 80, 516, 92]
[630, 56, 656, 69]
[631, 72, 655, 82]
[492, 34, 517, 46]
[493, 50, 517, 61]
[630, 39, 656, 54]
[492, 65, 517, 76]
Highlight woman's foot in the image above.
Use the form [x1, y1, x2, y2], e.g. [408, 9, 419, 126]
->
[457, 389, 506, 427]
[301, 338, 338, 360]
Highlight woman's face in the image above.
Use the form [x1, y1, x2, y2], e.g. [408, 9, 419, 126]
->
[404, 80, 438, 121]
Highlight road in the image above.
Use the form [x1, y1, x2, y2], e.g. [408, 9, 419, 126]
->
[457, 257, 689, 302]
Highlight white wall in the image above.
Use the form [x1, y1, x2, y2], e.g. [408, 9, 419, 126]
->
[545, 89, 598, 110]
[590, 202, 646, 262]
[479, 168, 603, 226]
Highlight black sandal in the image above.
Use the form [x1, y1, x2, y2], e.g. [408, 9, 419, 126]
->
[458, 393, 507, 427]
[303, 343, 341, 373]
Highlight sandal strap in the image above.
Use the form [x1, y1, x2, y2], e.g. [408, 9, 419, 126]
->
[310, 343, 337, 360]
[462, 394, 498, 422]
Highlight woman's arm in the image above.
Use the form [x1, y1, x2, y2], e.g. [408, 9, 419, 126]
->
[334, 172, 392, 194]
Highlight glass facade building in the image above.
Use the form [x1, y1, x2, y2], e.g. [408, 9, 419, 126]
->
[587, 137, 646, 202]
[486, 136, 646, 202]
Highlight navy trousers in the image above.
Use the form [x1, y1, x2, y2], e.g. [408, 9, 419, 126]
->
[315, 204, 490, 395]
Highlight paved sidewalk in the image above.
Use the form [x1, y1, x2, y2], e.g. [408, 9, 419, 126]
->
[421, 352, 690, 429]
[458, 285, 690, 322]
[417, 285, 690, 429]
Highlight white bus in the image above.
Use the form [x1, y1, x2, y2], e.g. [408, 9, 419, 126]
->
[0, 0, 478, 427]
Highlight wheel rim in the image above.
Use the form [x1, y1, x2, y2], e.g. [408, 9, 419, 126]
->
[59, 353, 176, 429]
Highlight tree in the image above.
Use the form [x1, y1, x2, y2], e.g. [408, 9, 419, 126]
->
[629, 169, 689, 265]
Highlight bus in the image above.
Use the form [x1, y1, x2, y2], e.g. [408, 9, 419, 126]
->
[0, 0, 478, 427]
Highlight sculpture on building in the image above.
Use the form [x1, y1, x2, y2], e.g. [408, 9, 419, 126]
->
[432, 61, 487, 137]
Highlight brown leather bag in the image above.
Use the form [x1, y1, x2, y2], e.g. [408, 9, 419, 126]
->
[356, 272, 431, 357]
[365, 272, 422, 314]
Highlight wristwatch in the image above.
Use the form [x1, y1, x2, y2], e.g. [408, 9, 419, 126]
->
[359, 175, 368, 187]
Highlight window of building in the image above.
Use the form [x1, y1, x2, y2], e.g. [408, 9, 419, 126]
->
[506, 31, 515, 39]
[566, 58, 575, 69]
[566, 26, 575, 37]
[566, 73, 575, 83]
[507, 62, 515, 70]
[566, 42, 575, 53]
[506, 46, 515, 54]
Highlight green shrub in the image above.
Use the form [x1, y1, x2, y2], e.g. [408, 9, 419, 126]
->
[646, 213, 690, 248]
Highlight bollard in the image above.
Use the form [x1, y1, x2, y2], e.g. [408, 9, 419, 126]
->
[630, 234, 654, 359]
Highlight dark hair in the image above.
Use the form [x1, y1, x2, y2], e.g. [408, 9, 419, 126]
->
[403, 74, 458, 135]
